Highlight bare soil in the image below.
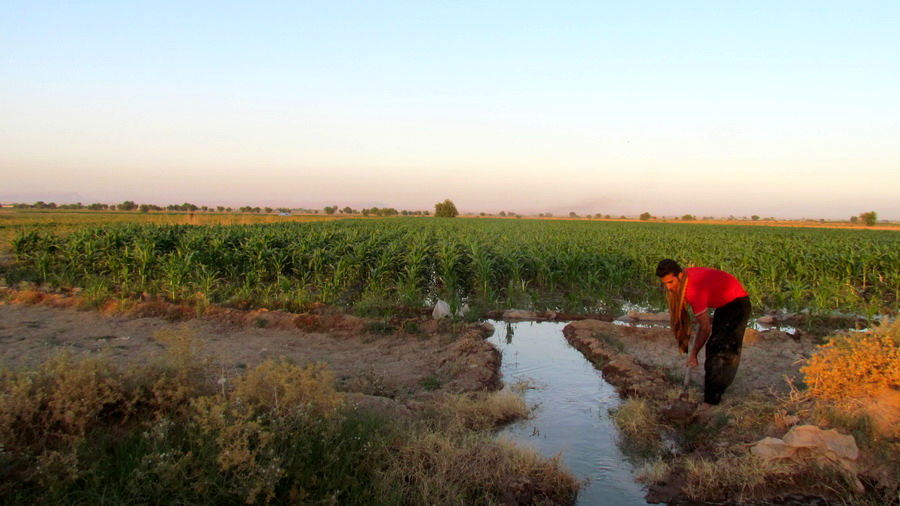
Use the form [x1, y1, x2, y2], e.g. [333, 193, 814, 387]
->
[563, 320, 815, 401]
[0, 296, 500, 400]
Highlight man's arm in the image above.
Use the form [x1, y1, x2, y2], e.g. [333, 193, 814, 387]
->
[687, 311, 711, 367]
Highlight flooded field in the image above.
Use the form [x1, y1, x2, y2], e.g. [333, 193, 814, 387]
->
[487, 320, 648, 505]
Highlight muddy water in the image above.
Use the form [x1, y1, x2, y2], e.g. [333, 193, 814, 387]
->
[486, 320, 648, 505]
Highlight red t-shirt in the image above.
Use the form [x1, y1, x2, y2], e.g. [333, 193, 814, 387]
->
[684, 267, 748, 315]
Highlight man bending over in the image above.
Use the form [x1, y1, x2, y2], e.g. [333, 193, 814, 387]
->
[656, 259, 751, 406]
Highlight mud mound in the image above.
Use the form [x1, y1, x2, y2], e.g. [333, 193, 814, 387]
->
[562, 320, 670, 401]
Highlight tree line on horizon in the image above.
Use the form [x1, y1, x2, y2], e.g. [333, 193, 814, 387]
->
[1, 201, 883, 226]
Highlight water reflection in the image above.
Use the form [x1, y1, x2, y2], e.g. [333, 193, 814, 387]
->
[487, 320, 648, 506]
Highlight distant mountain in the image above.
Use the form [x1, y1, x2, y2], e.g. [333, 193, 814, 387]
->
[215, 200, 389, 210]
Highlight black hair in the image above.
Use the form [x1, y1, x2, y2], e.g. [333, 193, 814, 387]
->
[655, 259, 682, 278]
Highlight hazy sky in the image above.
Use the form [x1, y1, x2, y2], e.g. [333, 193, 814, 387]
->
[2, 1, 899, 218]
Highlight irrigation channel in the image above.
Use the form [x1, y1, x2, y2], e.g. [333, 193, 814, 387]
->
[486, 320, 649, 505]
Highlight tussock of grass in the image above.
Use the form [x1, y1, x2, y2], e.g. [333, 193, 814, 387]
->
[610, 398, 664, 457]
[635, 457, 671, 485]
[683, 453, 793, 501]
[423, 389, 530, 431]
[384, 433, 578, 505]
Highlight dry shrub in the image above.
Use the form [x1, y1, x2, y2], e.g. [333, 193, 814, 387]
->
[0, 352, 129, 492]
[42, 293, 80, 309]
[191, 397, 282, 503]
[385, 432, 578, 505]
[190, 360, 345, 504]
[142, 329, 213, 414]
[801, 319, 900, 438]
[0, 340, 577, 504]
[99, 299, 125, 315]
[126, 299, 197, 321]
[801, 319, 900, 402]
[32, 449, 81, 487]
[231, 360, 344, 418]
[0, 330, 212, 455]
[0, 353, 124, 451]
[11, 289, 45, 304]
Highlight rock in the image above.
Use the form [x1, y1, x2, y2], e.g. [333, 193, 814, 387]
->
[757, 315, 777, 325]
[432, 300, 452, 319]
[432, 300, 470, 319]
[743, 328, 760, 345]
[751, 425, 859, 474]
[503, 309, 538, 320]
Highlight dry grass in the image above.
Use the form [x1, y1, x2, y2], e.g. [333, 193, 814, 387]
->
[610, 398, 664, 456]
[422, 389, 530, 431]
[384, 432, 578, 505]
[714, 391, 785, 440]
[682, 453, 794, 501]
[681, 452, 875, 503]
[381, 385, 577, 505]
[635, 457, 671, 485]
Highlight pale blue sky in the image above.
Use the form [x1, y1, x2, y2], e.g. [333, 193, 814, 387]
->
[2, 1, 898, 218]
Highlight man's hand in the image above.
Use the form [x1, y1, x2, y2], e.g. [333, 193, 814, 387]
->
[687, 354, 699, 368]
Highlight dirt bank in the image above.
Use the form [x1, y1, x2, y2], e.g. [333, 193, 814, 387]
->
[563, 319, 898, 504]
[564, 320, 814, 399]
[0, 292, 501, 401]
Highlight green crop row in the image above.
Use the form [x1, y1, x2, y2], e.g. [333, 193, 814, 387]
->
[9, 219, 899, 318]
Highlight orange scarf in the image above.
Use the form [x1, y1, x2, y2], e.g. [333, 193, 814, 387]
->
[666, 274, 691, 354]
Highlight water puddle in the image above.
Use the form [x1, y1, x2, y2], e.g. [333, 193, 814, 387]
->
[750, 321, 800, 335]
[486, 320, 648, 505]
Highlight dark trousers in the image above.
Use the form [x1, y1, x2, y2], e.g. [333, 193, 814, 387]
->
[704, 296, 751, 405]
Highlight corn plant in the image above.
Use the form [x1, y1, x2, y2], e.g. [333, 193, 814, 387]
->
[8, 218, 899, 319]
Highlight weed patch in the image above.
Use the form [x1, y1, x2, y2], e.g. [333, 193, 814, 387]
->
[420, 375, 441, 391]
[0, 337, 577, 504]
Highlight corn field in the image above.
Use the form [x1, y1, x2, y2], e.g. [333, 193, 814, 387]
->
[9, 219, 899, 317]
